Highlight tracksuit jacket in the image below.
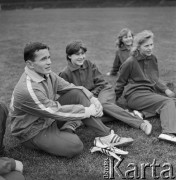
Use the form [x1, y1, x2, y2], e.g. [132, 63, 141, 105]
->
[110, 46, 130, 75]
[115, 53, 167, 100]
[59, 60, 111, 97]
[10, 66, 93, 142]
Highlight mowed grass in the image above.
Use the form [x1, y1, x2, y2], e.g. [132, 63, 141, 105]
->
[0, 7, 176, 180]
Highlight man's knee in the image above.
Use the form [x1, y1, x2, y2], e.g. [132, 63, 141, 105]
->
[66, 138, 84, 158]
[69, 89, 87, 98]
[69, 89, 90, 106]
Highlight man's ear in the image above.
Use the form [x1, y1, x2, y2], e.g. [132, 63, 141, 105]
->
[26, 60, 34, 69]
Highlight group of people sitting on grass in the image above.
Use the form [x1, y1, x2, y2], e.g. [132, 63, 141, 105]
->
[0, 29, 176, 179]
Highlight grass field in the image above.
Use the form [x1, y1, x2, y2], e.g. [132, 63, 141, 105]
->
[0, 7, 176, 180]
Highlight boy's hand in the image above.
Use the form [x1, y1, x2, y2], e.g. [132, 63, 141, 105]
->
[165, 89, 175, 98]
[84, 104, 103, 118]
[15, 160, 23, 173]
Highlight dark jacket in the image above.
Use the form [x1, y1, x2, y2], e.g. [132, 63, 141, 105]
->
[59, 60, 112, 97]
[110, 46, 131, 75]
[115, 53, 167, 100]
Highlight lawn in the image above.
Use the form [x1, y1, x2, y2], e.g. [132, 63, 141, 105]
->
[0, 7, 176, 180]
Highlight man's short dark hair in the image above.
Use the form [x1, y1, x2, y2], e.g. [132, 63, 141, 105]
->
[24, 42, 49, 62]
[66, 40, 87, 60]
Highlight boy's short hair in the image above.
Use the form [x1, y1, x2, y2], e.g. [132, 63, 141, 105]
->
[66, 40, 87, 60]
[24, 42, 49, 62]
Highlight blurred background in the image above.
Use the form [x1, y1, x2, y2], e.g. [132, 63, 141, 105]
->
[0, 0, 176, 10]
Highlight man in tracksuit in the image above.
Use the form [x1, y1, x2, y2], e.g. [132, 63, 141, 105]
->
[0, 103, 24, 180]
[115, 30, 176, 143]
[10, 42, 133, 158]
[59, 40, 152, 135]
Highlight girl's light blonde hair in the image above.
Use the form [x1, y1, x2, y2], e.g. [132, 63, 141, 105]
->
[115, 28, 133, 48]
[131, 30, 154, 56]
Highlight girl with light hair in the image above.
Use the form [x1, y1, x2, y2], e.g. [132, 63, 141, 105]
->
[115, 30, 176, 143]
[107, 28, 134, 76]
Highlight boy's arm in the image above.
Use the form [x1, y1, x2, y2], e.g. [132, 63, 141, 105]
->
[0, 157, 16, 175]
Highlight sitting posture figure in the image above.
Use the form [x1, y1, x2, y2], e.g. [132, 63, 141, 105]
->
[59, 40, 152, 135]
[10, 42, 133, 159]
[0, 103, 25, 180]
[107, 28, 133, 76]
[115, 30, 176, 143]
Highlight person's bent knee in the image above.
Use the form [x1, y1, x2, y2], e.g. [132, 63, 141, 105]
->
[66, 139, 84, 158]
[68, 89, 90, 107]
[69, 89, 86, 98]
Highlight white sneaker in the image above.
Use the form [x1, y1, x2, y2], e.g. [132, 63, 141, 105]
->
[94, 130, 134, 148]
[158, 133, 176, 143]
[140, 120, 152, 135]
[133, 110, 144, 119]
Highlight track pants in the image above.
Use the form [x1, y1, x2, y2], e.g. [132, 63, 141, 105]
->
[98, 86, 144, 128]
[23, 89, 110, 158]
[127, 90, 176, 134]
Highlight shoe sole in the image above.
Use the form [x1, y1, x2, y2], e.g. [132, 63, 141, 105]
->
[112, 139, 134, 147]
[158, 136, 176, 144]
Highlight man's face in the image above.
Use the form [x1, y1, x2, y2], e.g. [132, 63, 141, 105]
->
[30, 49, 52, 75]
[69, 48, 86, 66]
[139, 38, 154, 56]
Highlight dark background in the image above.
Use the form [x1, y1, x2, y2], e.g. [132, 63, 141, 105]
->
[1, 0, 176, 10]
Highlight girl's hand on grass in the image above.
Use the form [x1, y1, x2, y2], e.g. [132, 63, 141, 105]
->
[15, 160, 23, 173]
[165, 89, 175, 98]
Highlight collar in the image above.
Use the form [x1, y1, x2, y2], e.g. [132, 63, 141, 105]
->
[67, 60, 88, 72]
[25, 66, 46, 83]
[135, 52, 153, 61]
[120, 45, 131, 51]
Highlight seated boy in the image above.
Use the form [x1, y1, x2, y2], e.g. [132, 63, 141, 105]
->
[59, 40, 152, 135]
